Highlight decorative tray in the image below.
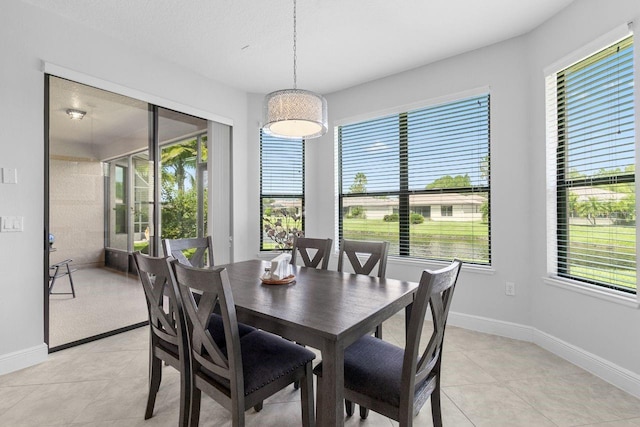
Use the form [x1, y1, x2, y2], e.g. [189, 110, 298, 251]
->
[260, 274, 296, 285]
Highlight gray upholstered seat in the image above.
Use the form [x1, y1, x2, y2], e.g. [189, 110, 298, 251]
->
[314, 259, 462, 427]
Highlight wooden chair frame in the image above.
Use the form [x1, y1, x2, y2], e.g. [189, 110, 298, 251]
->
[169, 261, 315, 427]
[163, 236, 214, 268]
[290, 236, 333, 269]
[325, 259, 462, 427]
[132, 252, 190, 427]
[337, 239, 390, 338]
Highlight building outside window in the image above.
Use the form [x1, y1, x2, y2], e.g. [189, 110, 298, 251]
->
[260, 132, 305, 250]
[546, 34, 636, 294]
[338, 93, 491, 264]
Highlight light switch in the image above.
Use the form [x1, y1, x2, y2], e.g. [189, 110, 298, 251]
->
[2, 168, 18, 184]
[0, 216, 23, 232]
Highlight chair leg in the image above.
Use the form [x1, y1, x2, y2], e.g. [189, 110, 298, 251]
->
[316, 375, 324, 425]
[178, 362, 191, 427]
[345, 400, 354, 417]
[431, 381, 443, 427]
[359, 405, 369, 419]
[300, 362, 315, 427]
[254, 401, 263, 412]
[65, 263, 76, 298]
[293, 342, 306, 390]
[145, 355, 162, 419]
[190, 387, 202, 427]
[375, 324, 383, 339]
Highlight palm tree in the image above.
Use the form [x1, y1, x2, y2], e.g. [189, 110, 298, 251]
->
[161, 140, 197, 194]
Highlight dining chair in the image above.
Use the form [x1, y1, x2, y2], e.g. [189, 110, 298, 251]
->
[169, 260, 317, 427]
[133, 252, 257, 427]
[314, 259, 462, 427]
[290, 235, 333, 269]
[132, 251, 191, 427]
[337, 239, 390, 338]
[163, 236, 214, 268]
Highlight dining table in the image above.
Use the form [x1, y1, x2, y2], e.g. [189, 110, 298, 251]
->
[217, 259, 419, 427]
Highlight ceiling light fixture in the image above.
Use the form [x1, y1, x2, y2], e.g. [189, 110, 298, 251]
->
[66, 108, 86, 120]
[262, 0, 327, 139]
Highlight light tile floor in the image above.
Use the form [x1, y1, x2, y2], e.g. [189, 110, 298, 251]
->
[1, 313, 640, 426]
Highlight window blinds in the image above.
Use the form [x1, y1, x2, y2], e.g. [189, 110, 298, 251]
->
[555, 35, 636, 292]
[339, 94, 490, 264]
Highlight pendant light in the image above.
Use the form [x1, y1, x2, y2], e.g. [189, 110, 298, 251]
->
[263, 0, 327, 139]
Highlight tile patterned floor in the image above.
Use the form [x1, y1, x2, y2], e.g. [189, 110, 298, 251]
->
[1, 313, 639, 426]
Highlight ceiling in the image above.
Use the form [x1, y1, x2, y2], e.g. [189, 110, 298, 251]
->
[23, 0, 574, 95]
[49, 76, 207, 160]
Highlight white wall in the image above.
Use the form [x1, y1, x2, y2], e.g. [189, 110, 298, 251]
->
[0, 0, 250, 372]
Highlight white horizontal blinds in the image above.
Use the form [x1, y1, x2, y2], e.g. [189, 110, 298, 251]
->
[556, 35, 636, 292]
[407, 95, 490, 263]
[340, 115, 400, 193]
[260, 132, 304, 250]
[339, 94, 491, 264]
[340, 116, 401, 252]
[261, 133, 304, 194]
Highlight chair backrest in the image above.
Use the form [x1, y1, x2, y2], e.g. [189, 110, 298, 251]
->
[168, 260, 244, 403]
[337, 239, 389, 278]
[163, 236, 214, 268]
[290, 236, 333, 269]
[401, 259, 461, 413]
[133, 252, 185, 349]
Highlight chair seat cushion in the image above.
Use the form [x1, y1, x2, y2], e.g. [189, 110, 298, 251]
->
[202, 330, 316, 396]
[207, 313, 256, 349]
[314, 335, 423, 408]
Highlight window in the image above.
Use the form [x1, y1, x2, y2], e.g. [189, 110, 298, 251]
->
[114, 165, 127, 234]
[547, 35, 636, 293]
[339, 94, 491, 264]
[441, 206, 453, 217]
[260, 132, 305, 250]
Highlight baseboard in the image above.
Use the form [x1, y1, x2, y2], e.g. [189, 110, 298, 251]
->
[0, 344, 48, 376]
[447, 311, 640, 399]
[534, 329, 640, 399]
[448, 311, 535, 342]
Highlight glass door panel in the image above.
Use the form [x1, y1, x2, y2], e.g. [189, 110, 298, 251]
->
[157, 108, 208, 244]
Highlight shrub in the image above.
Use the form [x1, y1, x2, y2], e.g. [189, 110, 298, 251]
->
[383, 213, 399, 222]
[410, 212, 425, 224]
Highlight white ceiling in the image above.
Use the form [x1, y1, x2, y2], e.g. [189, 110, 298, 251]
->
[23, 0, 574, 95]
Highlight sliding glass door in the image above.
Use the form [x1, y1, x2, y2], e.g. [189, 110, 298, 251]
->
[46, 76, 208, 350]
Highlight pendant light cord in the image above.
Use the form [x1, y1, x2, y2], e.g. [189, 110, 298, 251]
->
[293, 0, 297, 89]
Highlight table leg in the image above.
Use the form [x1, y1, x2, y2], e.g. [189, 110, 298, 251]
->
[318, 341, 344, 427]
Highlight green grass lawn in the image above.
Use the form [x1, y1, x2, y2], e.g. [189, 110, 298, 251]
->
[342, 218, 636, 290]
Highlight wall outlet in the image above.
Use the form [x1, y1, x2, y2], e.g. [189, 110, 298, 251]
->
[505, 281, 516, 296]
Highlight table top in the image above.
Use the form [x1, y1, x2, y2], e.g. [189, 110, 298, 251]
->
[217, 259, 418, 345]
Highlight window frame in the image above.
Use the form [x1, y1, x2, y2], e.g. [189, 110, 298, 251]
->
[259, 132, 306, 251]
[337, 92, 491, 265]
[545, 28, 637, 298]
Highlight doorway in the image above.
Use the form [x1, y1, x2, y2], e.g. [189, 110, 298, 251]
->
[46, 76, 209, 350]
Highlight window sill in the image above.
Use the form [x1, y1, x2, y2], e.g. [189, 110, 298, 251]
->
[543, 276, 639, 308]
[386, 256, 496, 275]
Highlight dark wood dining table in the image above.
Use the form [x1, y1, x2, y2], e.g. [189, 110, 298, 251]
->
[217, 259, 419, 427]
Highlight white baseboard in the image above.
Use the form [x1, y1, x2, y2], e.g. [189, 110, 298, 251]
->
[0, 344, 48, 376]
[448, 311, 535, 342]
[447, 311, 640, 399]
[534, 329, 640, 399]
